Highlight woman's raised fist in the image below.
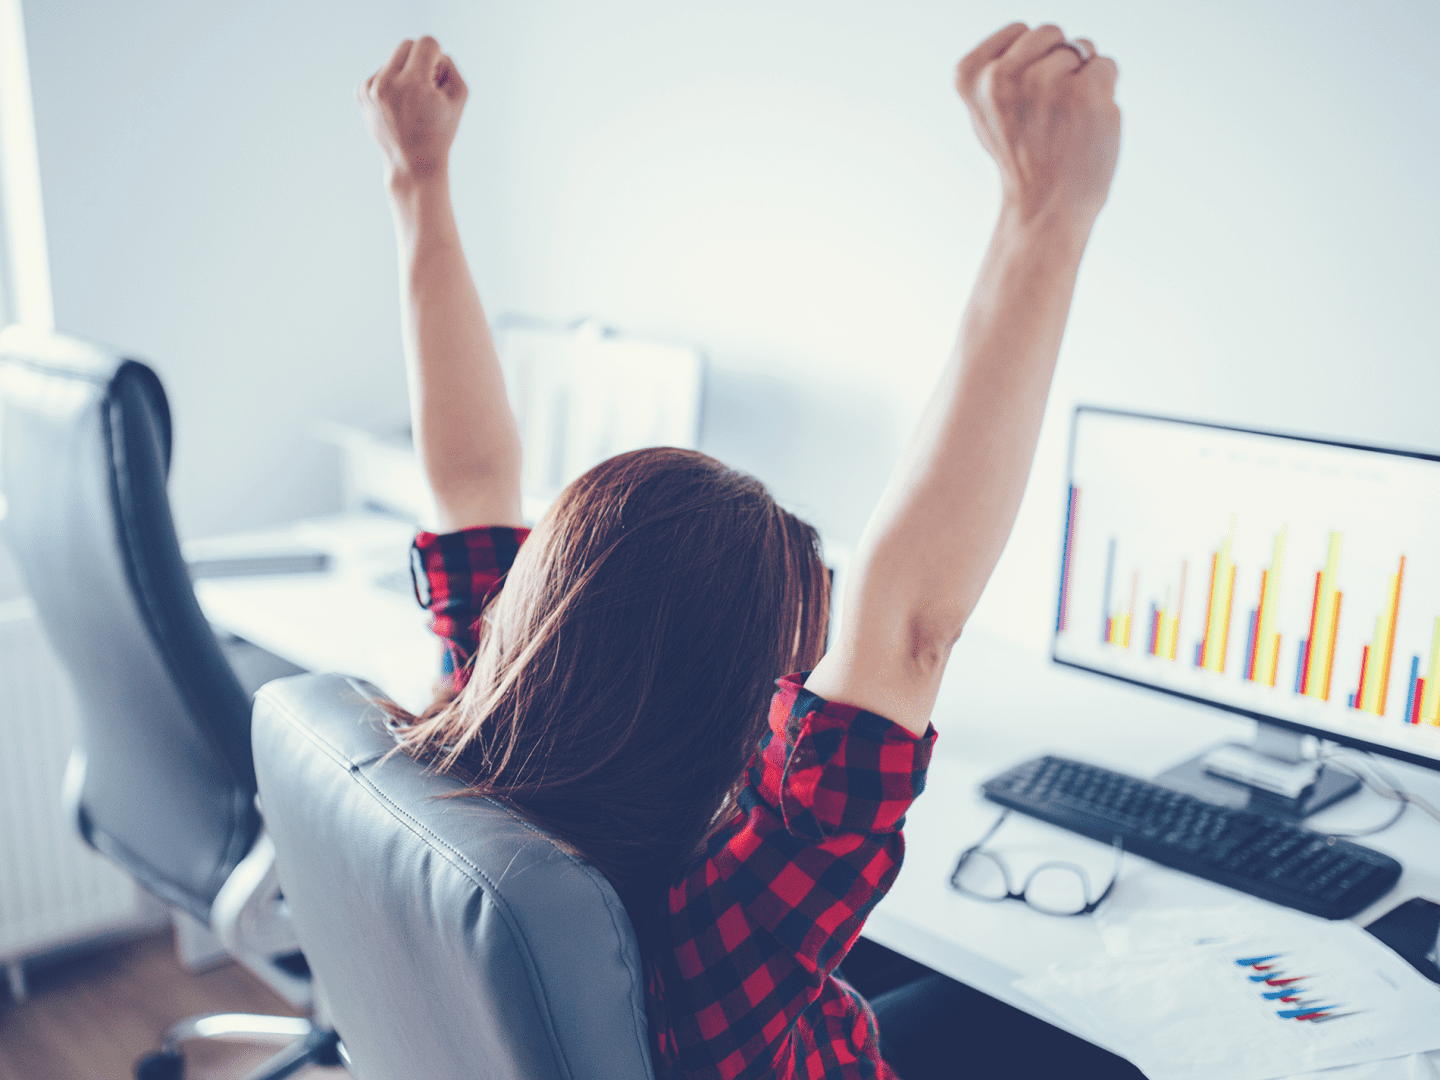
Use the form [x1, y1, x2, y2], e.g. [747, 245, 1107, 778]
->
[358, 36, 469, 186]
[956, 23, 1121, 223]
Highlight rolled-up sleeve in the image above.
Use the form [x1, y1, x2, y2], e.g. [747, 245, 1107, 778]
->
[656, 674, 935, 1080]
[410, 526, 529, 689]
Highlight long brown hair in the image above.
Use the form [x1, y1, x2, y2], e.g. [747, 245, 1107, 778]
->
[391, 447, 829, 939]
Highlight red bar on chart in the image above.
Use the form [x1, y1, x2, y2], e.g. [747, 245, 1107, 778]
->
[1355, 556, 1405, 716]
[1300, 572, 1322, 696]
[1425, 619, 1440, 726]
[1218, 562, 1237, 673]
[1404, 658, 1421, 725]
[1199, 553, 1219, 668]
[1302, 533, 1343, 702]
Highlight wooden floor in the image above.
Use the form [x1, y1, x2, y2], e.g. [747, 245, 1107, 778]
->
[0, 932, 346, 1080]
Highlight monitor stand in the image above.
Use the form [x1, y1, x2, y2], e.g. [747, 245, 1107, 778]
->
[1155, 722, 1361, 819]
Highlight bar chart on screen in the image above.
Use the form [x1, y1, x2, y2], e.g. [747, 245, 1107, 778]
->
[1054, 410, 1440, 763]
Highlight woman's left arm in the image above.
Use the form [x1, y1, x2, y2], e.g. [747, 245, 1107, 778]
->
[805, 24, 1120, 736]
[358, 37, 524, 532]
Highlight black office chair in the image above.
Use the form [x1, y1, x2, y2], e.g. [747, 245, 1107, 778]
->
[0, 325, 338, 1079]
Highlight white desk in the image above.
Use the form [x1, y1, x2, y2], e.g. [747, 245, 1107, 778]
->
[863, 631, 1440, 1049]
[192, 513, 442, 714]
[195, 518, 1440, 1058]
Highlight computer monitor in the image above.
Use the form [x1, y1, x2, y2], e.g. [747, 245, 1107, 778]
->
[1053, 407, 1440, 816]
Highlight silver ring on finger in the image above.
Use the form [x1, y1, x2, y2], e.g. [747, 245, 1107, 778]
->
[1058, 39, 1093, 64]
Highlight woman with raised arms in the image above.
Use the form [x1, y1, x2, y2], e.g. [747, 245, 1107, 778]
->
[356, 22, 1122, 1079]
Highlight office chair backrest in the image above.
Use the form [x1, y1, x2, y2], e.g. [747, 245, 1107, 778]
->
[252, 673, 656, 1080]
[0, 325, 258, 922]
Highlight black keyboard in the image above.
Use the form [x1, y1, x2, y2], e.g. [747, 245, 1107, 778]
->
[982, 756, 1402, 920]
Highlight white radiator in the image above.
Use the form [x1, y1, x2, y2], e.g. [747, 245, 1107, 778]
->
[0, 597, 160, 998]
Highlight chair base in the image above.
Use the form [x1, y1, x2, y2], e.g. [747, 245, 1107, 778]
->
[134, 1013, 341, 1080]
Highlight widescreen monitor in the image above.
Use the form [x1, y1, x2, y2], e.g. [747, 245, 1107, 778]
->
[1053, 407, 1440, 780]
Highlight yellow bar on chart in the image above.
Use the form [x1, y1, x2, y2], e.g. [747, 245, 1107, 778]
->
[1156, 587, 1178, 660]
[1358, 558, 1405, 716]
[1376, 557, 1404, 715]
[1361, 615, 1386, 713]
[1423, 618, 1440, 725]
[1203, 520, 1236, 673]
[1256, 527, 1287, 685]
[1167, 560, 1187, 662]
[1322, 590, 1342, 702]
[1122, 573, 1137, 649]
[1306, 532, 1343, 699]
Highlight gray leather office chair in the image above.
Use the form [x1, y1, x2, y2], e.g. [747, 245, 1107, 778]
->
[252, 672, 656, 1080]
[0, 325, 336, 1079]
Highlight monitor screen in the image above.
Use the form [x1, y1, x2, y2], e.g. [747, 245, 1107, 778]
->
[1053, 407, 1440, 771]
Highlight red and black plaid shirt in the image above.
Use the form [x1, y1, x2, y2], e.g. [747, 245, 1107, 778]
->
[413, 527, 936, 1080]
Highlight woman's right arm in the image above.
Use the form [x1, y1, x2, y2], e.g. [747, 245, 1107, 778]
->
[357, 37, 524, 533]
[804, 23, 1121, 736]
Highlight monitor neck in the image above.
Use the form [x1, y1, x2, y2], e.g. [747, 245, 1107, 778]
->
[1154, 722, 1361, 820]
[1252, 723, 1307, 764]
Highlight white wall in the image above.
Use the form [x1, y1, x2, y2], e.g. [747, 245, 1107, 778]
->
[25, 2, 1440, 654]
[24, 0, 423, 538]
[416, 0, 1440, 650]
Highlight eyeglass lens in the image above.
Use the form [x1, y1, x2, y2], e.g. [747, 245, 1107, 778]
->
[951, 850, 1010, 901]
[1022, 863, 1092, 915]
[953, 852, 1096, 916]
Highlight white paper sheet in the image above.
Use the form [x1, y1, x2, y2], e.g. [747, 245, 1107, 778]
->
[1015, 904, 1440, 1080]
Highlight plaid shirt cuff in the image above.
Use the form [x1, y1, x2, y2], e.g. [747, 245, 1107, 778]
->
[411, 526, 530, 686]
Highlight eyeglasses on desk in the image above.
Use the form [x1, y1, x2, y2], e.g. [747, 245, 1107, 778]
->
[948, 810, 1124, 917]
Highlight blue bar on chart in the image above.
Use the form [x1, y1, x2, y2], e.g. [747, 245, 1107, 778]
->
[1100, 537, 1116, 645]
[1057, 485, 1080, 633]
[1404, 657, 1421, 726]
